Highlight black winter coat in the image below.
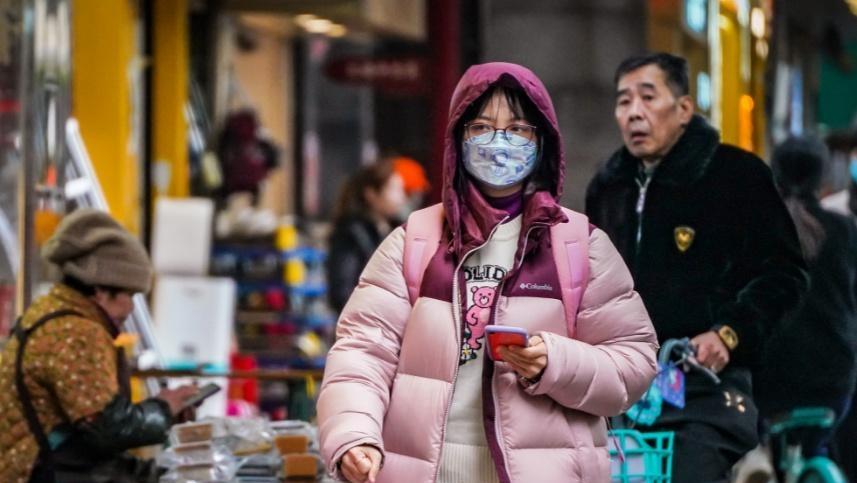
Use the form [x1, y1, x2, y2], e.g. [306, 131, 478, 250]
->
[586, 115, 808, 369]
[326, 215, 384, 314]
[755, 201, 857, 414]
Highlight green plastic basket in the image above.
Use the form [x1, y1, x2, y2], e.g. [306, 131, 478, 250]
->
[609, 429, 674, 482]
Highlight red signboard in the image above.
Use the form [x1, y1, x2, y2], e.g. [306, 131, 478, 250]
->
[324, 56, 430, 96]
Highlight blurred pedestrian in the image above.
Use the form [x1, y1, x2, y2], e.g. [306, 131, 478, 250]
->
[586, 52, 808, 482]
[326, 160, 407, 314]
[317, 62, 657, 483]
[0, 209, 199, 483]
[821, 131, 857, 217]
[820, 130, 857, 482]
[391, 155, 431, 222]
[754, 137, 857, 472]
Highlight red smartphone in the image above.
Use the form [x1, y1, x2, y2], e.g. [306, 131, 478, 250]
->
[485, 325, 529, 361]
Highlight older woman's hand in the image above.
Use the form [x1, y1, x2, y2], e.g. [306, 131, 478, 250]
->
[497, 336, 547, 380]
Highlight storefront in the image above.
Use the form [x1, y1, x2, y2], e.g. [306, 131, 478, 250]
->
[0, 0, 444, 423]
[648, 0, 772, 156]
[0, 0, 437, 480]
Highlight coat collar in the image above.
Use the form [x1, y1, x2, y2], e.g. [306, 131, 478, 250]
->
[48, 283, 121, 336]
[454, 182, 566, 256]
[601, 114, 721, 188]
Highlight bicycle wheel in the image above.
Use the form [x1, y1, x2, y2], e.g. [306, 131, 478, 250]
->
[797, 457, 847, 483]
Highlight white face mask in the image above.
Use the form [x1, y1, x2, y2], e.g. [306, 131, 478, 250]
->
[462, 132, 538, 189]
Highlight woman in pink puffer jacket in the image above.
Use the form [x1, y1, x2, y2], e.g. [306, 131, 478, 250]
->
[317, 62, 658, 483]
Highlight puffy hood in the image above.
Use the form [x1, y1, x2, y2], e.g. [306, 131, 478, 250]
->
[442, 62, 567, 257]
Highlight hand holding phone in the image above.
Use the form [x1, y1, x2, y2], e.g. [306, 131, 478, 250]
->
[178, 383, 221, 411]
[157, 385, 199, 416]
[485, 325, 529, 361]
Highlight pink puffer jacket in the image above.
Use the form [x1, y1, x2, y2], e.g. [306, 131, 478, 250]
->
[318, 62, 658, 482]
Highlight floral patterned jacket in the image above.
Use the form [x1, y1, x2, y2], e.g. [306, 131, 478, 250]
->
[0, 284, 129, 482]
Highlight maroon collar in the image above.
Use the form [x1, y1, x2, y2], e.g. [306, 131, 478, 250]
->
[452, 180, 566, 259]
[484, 191, 524, 219]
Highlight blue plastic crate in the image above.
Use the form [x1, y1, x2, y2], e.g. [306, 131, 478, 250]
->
[609, 429, 674, 482]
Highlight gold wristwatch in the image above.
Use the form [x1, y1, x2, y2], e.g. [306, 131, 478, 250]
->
[713, 324, 739, 351]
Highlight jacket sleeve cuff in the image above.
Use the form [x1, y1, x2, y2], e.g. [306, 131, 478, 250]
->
[520, 331, 561, 396]
[146, 397, 174, 424]
[73, 395, 173, 453]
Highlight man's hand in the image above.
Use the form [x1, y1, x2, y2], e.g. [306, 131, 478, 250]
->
[156, 385, 199, 417]
[691, 331, 730, 373]
[341, 445, 382, 483]
[498, 336, 547, 379]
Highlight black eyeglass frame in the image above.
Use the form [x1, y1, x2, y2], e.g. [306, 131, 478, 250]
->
[463, 122, 539, 146]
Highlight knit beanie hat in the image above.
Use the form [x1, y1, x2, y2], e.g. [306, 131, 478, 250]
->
[42, 209, 153, 293]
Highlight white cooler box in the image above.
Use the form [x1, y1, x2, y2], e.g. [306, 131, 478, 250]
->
[153, 275, 236, 417]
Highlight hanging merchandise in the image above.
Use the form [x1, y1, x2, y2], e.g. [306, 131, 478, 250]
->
[216, 109, 279, 200]
[34, 165, 64, 246]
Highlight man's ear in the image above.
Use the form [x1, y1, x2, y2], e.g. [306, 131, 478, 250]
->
[678, 95, 695, 126]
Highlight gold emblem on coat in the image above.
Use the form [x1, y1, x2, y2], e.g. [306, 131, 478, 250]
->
[674, 226, 695, 253]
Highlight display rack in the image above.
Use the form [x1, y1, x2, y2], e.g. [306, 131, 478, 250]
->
[211, 231, 334, 421]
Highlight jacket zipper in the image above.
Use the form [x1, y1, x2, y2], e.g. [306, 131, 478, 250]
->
[434, 216, 509, 483]
[487, 222, 547, 482]
[488, 275, 510, 481]
[635, 173, 653, 256]
[517, 223, 548, 269]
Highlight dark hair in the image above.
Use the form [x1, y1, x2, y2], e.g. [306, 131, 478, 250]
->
[772, 137, 829, 261]
[332, 159, 397, 222]
[825, 130, 857, 153]
[454, 82, 560, 196]
[614, 52, 690, 97]
[62, 276, 126, 297]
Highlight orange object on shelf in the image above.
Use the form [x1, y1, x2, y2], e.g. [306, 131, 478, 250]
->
[283, 454, 317, 478]
[274, 434, 309, 455]
[34, 209, 62, 246]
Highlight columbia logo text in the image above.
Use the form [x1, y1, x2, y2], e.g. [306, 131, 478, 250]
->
[519, 282, 553, 291]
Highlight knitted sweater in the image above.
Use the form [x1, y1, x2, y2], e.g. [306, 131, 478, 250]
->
[438, 215, 521, 483]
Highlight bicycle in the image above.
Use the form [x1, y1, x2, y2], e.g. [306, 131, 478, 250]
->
[609, 338, 717, 482]
[625, 337, 720, 427]
[767, 407, 847, 483]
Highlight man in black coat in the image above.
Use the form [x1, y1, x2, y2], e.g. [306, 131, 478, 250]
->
[586, 52, 808, 482]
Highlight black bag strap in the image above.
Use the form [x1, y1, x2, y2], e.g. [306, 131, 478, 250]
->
[13, 309, 82, 480]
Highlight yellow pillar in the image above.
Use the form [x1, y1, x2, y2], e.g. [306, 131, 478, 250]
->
[153, 0, 189, 198]
[72, 0, 139, 232]
[719, 11, 741, 148]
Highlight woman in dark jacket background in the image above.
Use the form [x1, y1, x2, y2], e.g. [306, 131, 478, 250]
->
[756, 136, 857, 460]
[326, 160, 407, 314]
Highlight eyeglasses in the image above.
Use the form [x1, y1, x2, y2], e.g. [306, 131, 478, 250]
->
[464, 122, 538, 146]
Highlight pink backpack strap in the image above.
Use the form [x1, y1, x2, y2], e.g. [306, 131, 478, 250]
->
[403, 203, 445, 305]
[550, 208, 591, 338]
